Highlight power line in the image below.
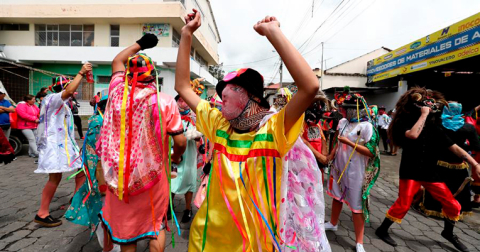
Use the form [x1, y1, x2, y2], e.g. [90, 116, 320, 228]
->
[222, 55, 278, 67]
[299, 0, 353, 53]
[295, 0, 348, 53]
[325, 0, 377, 42]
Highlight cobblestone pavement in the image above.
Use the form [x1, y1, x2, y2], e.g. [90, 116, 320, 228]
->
[1, 145, 479, 252]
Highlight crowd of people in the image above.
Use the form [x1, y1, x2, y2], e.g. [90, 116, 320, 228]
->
[0, 10, 479, 252]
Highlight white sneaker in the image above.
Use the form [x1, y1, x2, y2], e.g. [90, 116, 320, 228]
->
[324, 221, 338, 231]
[356, 243, 366, 252]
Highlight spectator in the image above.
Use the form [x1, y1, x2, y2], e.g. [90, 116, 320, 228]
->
[70, 92, 84, 139]
[0, 90, 15, 138]
[90, 92, 101, 111]
[16, 95, 40, 158]
[377, 106, 390, 153]
[36, 92, 47, 110]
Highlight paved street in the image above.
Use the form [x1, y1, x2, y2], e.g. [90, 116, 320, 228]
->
[1, 145, 479, 252]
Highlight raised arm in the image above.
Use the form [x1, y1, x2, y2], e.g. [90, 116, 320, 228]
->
[112, 34, 158, 73]
[254, 16, 319, 133]
[62, 63, 91, 100]
[175, 10, 202, 111]
[405, 107, 430, 139]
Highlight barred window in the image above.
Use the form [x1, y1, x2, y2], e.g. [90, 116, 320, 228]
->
[35, 24, 94, 46]
[110, 25, 120, 47]
[209, 25, 217, 42]
[172, 29, 180, 47]
[195, 52, 208, 67]
[0, 24, 29, 31]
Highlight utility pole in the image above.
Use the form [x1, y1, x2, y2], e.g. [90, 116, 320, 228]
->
[320, 42, 324, 91]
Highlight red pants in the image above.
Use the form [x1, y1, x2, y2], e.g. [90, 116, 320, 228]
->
[387, 179, 460, 223]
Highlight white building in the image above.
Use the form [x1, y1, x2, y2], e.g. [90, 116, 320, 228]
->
[0, 0, 221, 114]
[320, 47, 407, 111]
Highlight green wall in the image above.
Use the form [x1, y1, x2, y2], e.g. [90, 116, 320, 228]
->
[30, 63, 112, 95]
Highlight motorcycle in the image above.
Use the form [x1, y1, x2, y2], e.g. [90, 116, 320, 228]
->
[8, 128, 28, 156]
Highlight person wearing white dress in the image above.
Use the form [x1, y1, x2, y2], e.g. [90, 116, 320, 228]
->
[34, 63, 92, 227]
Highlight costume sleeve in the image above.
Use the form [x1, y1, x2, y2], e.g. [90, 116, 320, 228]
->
[195, 100, 226, 142]
[465, 124, 480, 152]
[273, 107, 305, 157]
[165, 99, 183, 136]
[337, 118, 347, 132]
[48, 92, 65, 110]
[433, 125, 455, 149]
[109, 71, 125, 94]
[365, 123, 379, 156]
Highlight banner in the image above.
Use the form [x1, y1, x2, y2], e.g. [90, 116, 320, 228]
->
[367, 26, 480, 76]
[368, 43, 480, 83]
[368, 12, 480, 68]
[142, 24, 170, 37]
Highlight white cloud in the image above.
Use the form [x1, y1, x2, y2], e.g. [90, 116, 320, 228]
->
[209, 0, 480, 83]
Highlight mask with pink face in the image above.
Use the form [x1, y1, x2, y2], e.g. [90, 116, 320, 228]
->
[221, 84, 250, 120]
[177, 97, 190, 112]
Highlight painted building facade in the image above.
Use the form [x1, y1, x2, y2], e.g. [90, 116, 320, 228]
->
[0, 0, 221, 114]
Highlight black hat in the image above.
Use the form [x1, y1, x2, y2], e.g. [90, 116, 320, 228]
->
[216, 68, 270, 108]
[334, 86, 366, 109]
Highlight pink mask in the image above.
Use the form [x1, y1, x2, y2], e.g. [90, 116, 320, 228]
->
[221, 84, 250, 120]
[177, 97, 189, 111]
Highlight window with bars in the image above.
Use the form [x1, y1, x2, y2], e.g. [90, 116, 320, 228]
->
[209, 25, 217, 42]
[192, 0, 206, 21]
[110, 25, 120, 47]
[195, 52, 208, 67]
[35, 24, 94, 46]
[0, 24, 29, 31]
[172, 29, 180, 47]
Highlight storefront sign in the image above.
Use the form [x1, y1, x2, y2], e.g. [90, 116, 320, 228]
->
[142, 23, 170, 37]
[369, 12, 480, 67]
[367, 26, 480, 76]
[368, 43, 480, 82]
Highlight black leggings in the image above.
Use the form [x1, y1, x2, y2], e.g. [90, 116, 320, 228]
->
[73, 115, 83, 138]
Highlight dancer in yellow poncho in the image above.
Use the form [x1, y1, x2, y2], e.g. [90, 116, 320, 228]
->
[175, 9, 322, 252]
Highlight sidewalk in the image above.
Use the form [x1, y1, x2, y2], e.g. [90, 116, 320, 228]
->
[0, 148, 479, 251]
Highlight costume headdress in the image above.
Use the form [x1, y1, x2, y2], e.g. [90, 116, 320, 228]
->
[191, 78, 205, 96]
[126, 53, 156, 83]
[410, 89, 448, 113]
[50, 76, 71, 93]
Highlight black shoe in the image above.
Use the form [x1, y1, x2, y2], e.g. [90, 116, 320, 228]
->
[375, 228, 397, 247]
[34, 215, 62, 227]
[441, 231, 469, 252]
[34, 159, 38, 164]
[181, 209, 193, 223]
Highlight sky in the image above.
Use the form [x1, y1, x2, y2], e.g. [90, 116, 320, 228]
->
[209, 0, 480, 84]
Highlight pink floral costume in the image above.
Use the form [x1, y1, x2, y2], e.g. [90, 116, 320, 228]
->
[97, 71, 183, 244]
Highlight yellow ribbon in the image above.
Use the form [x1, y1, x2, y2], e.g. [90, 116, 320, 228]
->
[117, 73, 130, 200]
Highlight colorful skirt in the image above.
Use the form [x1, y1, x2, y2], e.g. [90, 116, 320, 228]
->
[100, 180, 168, 244]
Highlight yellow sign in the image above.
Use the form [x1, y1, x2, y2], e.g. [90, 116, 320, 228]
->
[371, 43, 480, 82]
[370, 12, 480, 67]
